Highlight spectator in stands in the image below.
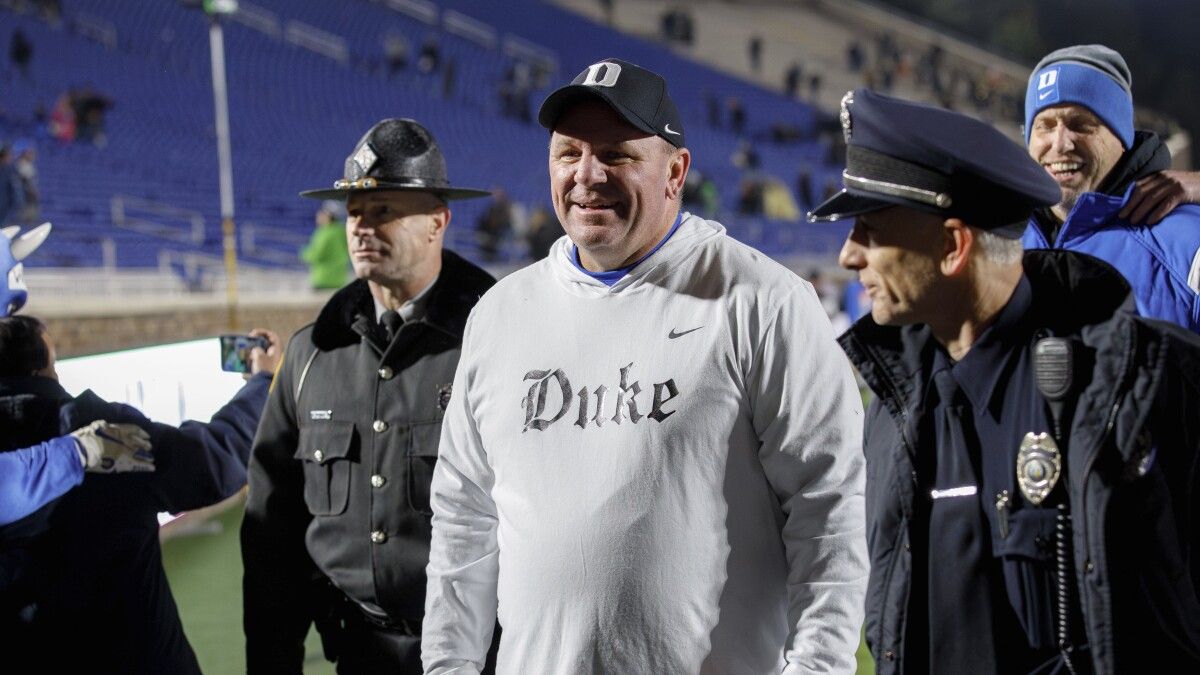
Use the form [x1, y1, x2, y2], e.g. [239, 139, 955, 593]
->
[598, 0, 614, 26]
[727, 95, 746, 133]
[705, 90, 721, 128]
[524, 205, 560, 261]
[499, 61, 534, 123]
[423, 58, 866, 674]
[807, 73, 823, 102]
[784, 61, 803, 98]
[748, 35, 763, 73]
[846, 39, 865, 73]
[682, 169, 719, 218]
[660, 6, 694, 46]
[384, 31, 409, 78]
[730, 138, 760, 171]
[242, 118, 497, 674]
[301, 200, 350, 291]
[9, 28, 32, 82]
[417, 34, 440, 75]
[796, 167, 815, 210]
[6, 316, 279, 674]
[12, 139, 38, 225]
[1021, 44, 1200, 331]
[737, 176, 765, 216]
[477, 188, 513, 262]
[71, 86, 113, 148]
[0, 143, 24, 226]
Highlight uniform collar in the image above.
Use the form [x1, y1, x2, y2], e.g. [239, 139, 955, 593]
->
[311, 249, 494, 350]
[938, 275, 1033, 416]
[371, 273, 439, 324]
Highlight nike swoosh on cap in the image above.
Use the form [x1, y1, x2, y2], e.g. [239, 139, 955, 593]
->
[1038, 90, 1053, 100]
[663, 124, 681, 136]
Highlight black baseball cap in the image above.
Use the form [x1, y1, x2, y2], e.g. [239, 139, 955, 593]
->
[538, 58, 685, 148]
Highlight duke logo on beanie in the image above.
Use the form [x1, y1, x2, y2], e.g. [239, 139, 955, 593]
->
[1024, 44, 1134, 149]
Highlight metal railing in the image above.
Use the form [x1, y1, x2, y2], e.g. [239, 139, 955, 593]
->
[111, 195, 207, 246]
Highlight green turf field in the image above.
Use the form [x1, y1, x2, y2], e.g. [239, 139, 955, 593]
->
[161, 503, 334, 675]
[163, 504, 875, 675]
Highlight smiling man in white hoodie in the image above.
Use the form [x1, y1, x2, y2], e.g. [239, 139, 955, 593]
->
[422, 58, 868, 675]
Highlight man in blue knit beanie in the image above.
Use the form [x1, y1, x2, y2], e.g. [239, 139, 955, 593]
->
[1022, 44, 1200, 331]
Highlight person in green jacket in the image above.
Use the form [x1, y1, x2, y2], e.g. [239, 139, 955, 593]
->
[301, 200, 350, 290]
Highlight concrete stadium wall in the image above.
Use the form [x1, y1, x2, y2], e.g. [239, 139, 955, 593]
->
[33, 296, 329, 359]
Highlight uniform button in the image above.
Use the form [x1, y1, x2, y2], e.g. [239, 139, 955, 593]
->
[1085, 559, 1094, 574]
[373, 420, 388, 433]
[370, 474, 386, 488]
[313, 449, 324, 462]
[378, 366, 394, 380]
[370, 530, 387, 544]
[884, 650, 896, 662]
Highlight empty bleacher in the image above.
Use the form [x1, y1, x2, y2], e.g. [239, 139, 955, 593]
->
[2, 0, 851, 279]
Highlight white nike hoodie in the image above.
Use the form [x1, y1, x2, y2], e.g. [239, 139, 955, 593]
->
[423, 213, 867, 674]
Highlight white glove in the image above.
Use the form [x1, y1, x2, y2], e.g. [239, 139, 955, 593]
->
[70, 421, 155, 474]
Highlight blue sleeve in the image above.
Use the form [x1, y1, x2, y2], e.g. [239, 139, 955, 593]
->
[0, 436, 84, 526]
[59, 373, 272, 514]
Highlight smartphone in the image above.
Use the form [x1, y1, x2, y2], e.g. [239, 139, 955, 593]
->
[218, 334, 270, 374]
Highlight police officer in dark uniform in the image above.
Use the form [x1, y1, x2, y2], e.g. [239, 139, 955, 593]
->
[810, 89, 1200, 674]
[241, 119, 497, 674]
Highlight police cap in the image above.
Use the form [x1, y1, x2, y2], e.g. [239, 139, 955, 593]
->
[809, 88, 1060, 238]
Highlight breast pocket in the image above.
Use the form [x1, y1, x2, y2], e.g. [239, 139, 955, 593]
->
[407, 420, 443, 516]
[294, 421, 356, 516]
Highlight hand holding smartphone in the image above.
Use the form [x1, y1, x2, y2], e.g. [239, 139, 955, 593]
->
[218, 334, 272, 374]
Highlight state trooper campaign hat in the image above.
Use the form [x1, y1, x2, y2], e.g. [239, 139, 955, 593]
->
[300, 118, 490, 201]
[809, 88, 1061, 238]
[538, 58, 686, 148]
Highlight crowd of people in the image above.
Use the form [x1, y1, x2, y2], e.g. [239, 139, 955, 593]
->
[3, 37, 1200, 675]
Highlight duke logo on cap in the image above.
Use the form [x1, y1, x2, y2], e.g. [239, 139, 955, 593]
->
[1035, 68, 1060, 106]
[538, 58, 686, 148]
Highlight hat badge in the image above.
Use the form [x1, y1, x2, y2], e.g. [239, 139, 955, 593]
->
[349, 143, 378, 180]
[839, 91, 855, 143]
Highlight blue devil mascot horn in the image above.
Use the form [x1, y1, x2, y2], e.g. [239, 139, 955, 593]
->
[2, 223, 52, 317]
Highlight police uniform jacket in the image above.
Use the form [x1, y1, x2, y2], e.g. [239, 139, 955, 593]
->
[840, 250, 1200, 675]
[241, 250, 495, 672]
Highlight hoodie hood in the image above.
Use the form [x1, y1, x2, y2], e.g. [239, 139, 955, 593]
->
[547, 212, 725, 295]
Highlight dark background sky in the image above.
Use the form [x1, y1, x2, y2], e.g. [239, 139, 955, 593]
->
[872, 0, 1200, 165]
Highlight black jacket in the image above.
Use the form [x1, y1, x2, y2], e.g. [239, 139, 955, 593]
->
[0, 372, 269, 674]
[241, 250, 495, 672]
[840, 250, 1200, 674]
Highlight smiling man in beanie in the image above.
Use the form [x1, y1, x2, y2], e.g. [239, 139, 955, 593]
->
[422, 58, 867, 674]
[813, 88, 1200, 674]
[1022, 44, 1200, 331]
[242, 118, 496, 674]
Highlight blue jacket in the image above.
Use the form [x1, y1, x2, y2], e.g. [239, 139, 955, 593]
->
[1022, 185, 1200, 332]
[1, 372, 270, 674]
[0, 437, 83, 526]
